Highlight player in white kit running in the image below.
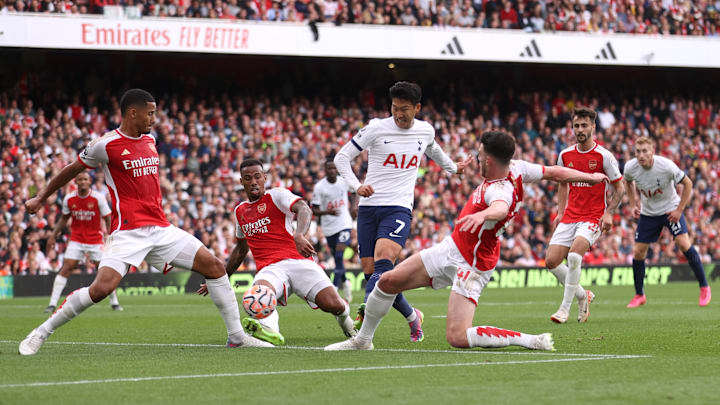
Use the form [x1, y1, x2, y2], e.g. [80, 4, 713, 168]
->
[325, 131, 608, 351]
[624, 136, 711, 307]
[312, 161, 355, 303]
[334, 82, 472, 342]
[197, 159, 356, 345]
[19, 89, 270, 356]
[45, 172, 122, 313]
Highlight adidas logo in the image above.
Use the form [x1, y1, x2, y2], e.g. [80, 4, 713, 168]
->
[519, 39, 542, 58]
[121, 149, 131, 156]
[595, 42, 617, 60]
[440, 36, 465, 56]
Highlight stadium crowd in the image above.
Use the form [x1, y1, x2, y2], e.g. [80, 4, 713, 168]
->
[1, 77, 719, 276]
[2, 0, 720, 36]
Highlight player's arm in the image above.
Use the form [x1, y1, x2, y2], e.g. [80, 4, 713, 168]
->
[334, 141, 367, 193]
[291, 200, 317, 257]
[600, 177, 626, 232]
[543, 166, 608, 184]
[624, 178, 641, 218]
[455, 201, 510, 234]
[668, 175, 693, 222]
[424, 140, 460, 174]
[26, 160, 86, 214]
[311, 204, 338, 217]
[553, 182, 569, 230]
[47, 214, 70, 252]
[225, 238, 250, 277]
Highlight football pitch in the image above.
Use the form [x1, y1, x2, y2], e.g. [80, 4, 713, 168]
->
[1, 282, 718, 405]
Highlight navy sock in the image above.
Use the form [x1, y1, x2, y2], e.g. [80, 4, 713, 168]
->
[683, 246, 708, 287]
[632, 259, 646, 296]
[392, 293, 414, 319]
[364, 259, 414, 318]
[363, 273, 372, 301]
[332, 248, 346, 288]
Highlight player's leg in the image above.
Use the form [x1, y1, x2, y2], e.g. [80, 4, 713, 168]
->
[336, 230, 353, 303]
[558, 234, 591, 322]
[325, 252, 431, 350]
[452, 292, 554, 350]
[155, 226, 271, 347]
[628, 242, 650, 308]
[244, 268, 288, 345]
[46, 258, 78, 312]
[671, 215, 711, 306]
[355, 207, 378, 327]
[20, 265, 123, 355]
[88, 245, 123, 311]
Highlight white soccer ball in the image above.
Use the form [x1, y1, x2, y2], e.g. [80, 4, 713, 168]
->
[241, 284, 277, 319]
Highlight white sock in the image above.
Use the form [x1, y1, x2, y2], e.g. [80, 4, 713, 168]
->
[550, 263, 586, 300]
[405, 310, 417, 323]
[48, 275, 68, 307]
[204, 275, 245, 339]
[356, 286, 396, 343]
[466, 326, 536, 349]
[334, 300, 354, 334]
[561, 252, 583, 311]
[40, 287, 95, 337]
[108, 290, 119, 306]
[259, 309, 280, 333]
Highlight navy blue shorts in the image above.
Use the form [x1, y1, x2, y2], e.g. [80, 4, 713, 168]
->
[635, 213, 688, 243]
[357, 206, 412, 258]
[326, 229, 351, 254]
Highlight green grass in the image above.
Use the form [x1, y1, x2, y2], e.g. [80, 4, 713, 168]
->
[1, 282, 719, 405]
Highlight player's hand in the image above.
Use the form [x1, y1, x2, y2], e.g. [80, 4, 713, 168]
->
[197, 283, 209, 296]
[294, 234, 317, 257]
[552, 215, 563, 232]
[588, 173, 609, 185]
[456, 213, 486, 234]
[455, 156, 474, 175]
[25, 196, 45, 214]
[666, 209, 682, 223]
[599, 212, 613, 232]
[632, 206, 641, 219]
[326, 208, 340, 216]
[357, 185, 374, 197]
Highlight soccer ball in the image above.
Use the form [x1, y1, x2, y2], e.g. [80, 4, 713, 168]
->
[241, 285, 277, 319]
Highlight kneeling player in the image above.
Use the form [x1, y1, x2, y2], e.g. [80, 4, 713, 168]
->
[326, 131, 607, 351]
[200, 159, 356, 345]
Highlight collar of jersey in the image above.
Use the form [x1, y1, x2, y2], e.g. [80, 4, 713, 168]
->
[115, 128, 145, 140]
[575, 142, 598, 154]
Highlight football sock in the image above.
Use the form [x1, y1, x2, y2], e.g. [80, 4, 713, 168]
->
[333, 248, 346, 288]
[366, 259, 415, 318]
[39, 287, 95, 337]
[205, 275, 245, 338]
[550, 263, 586, 300]
[466, 326, 536, 349]
[683, 246, 708, 287]
[335, 300, 354, 334]
[632, 259, 646, 295]
[48, 274, 67, 307]
[259, 308, 280, 333]
[108, 290, 120, 306]
[560, 252, 582, 312]
[356, 286, 396, 343]
[362, 273, 372, 301]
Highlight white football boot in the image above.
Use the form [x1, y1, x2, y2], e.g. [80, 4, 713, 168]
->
[324, 337, 374, 351]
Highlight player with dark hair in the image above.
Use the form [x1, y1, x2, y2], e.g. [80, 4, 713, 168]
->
[311, 160, 355, 302]
[326, 131, 609, 351]
[334, 81, 473, 342]
[19, 89, 271, 355]
[545, 107, 625, 324]
[197, 159, 356, 345]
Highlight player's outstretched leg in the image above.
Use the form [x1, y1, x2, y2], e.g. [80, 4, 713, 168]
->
[192, 247, 272, 348]
[325, 285, 396, 351]
[315, 286, 357, 338]
[243, 309, 285, 346]
[20, 267, 120, 356]
[365, 259, 423, 341]
[445, 291, 554, 351]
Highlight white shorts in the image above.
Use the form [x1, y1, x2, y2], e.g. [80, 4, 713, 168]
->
[100, 225, 203, 277]
[253, 259, 333, 308]
[549, 222, 602, 247]
[65, 241, 103, 262]
[420, 237, 493, 305]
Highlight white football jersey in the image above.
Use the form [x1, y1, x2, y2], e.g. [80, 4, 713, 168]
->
[335, 117, 456, 209]
[311, 177, 353, 236]
[624, 155, 685, 216]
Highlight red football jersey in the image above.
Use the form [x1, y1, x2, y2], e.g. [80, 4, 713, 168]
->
[451, 160, 544, 271]
[62, 190, 111, 244]
[78, 129, 170, 233]
[234, 188, 308, 271]
[557, 143, 623, 224]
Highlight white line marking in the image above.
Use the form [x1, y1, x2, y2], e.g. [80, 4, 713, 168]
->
[0, 340, 650, 358]
[0, 356, 647, 389]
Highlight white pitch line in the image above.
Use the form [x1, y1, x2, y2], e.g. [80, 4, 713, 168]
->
[0, 356, 647, 389]
[0, 340, 650, 358]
